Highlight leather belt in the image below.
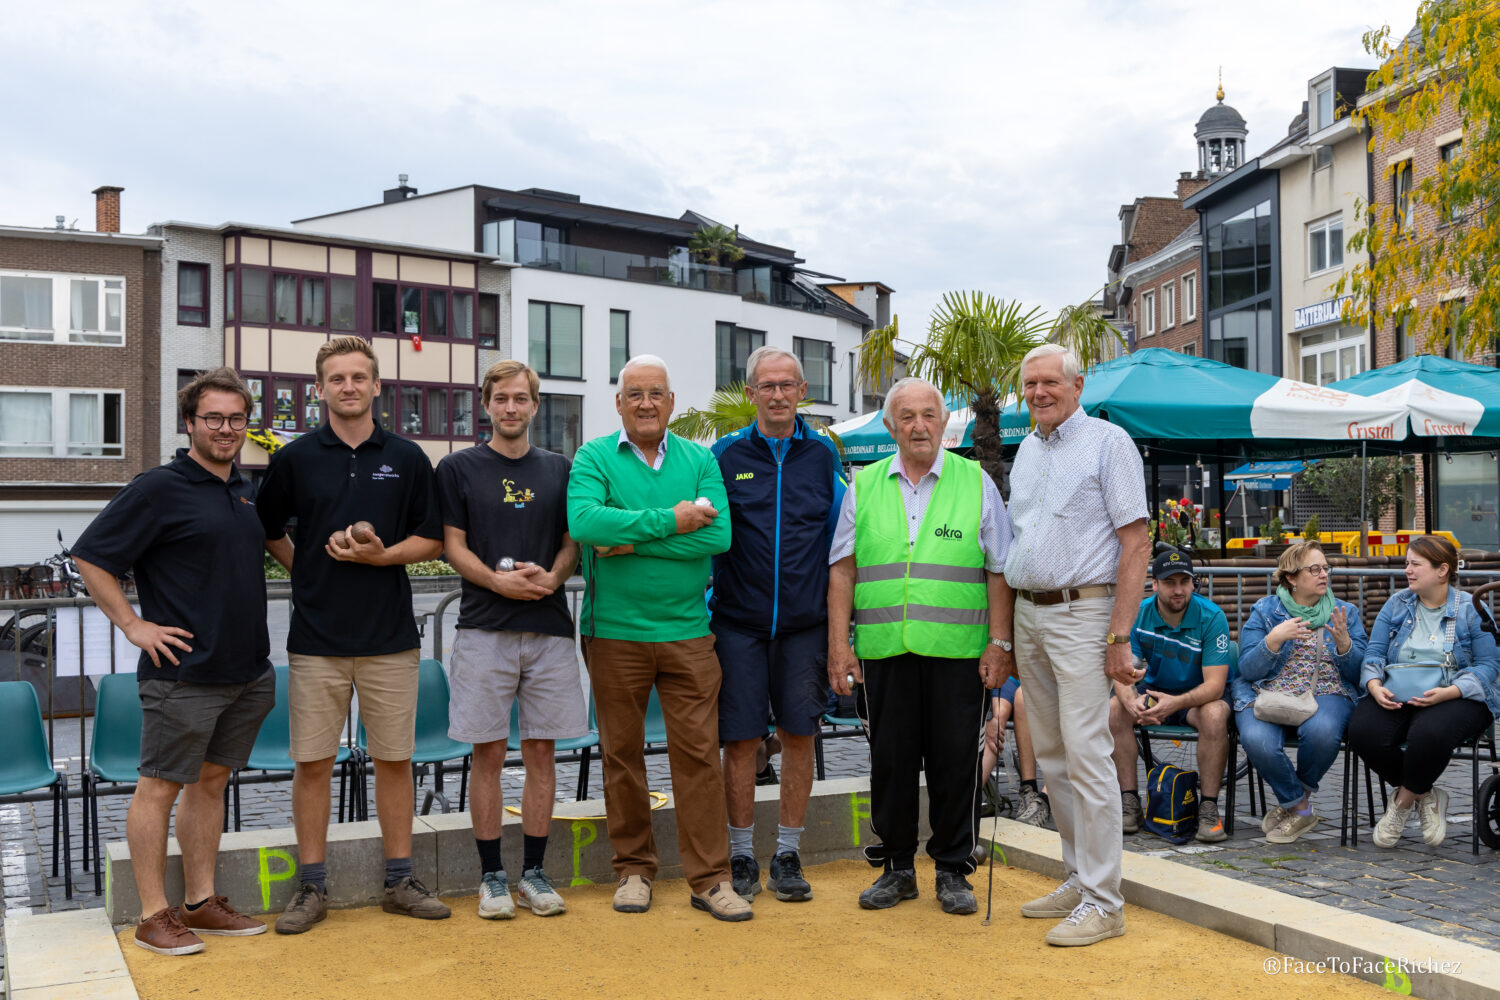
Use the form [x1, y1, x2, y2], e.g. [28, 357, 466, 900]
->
[1016, 585, 1116, 606]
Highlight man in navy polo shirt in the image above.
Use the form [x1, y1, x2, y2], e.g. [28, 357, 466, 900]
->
[74, 367, 275, 957]
[1108, 550, 1232, 842]
[711, 345, 844, 904]
[256, 335, 446, 933]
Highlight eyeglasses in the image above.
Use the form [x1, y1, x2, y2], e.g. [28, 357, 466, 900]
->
[623, 389, 668, 404]
[752, 380, 802, 396]
[192, 412, 249, 431]
[1300, 564, 1330, 576]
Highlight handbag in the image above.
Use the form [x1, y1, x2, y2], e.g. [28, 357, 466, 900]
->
[1383, 616, 1456, 702]
[1253, 688, 1318, 726]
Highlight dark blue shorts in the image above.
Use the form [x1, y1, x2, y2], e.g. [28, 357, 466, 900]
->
[712, 619, 829, 740]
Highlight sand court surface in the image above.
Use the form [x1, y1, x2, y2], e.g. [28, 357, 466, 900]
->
[119, 858, 1388, 1000]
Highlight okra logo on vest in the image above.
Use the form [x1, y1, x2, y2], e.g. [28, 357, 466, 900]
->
[932, 523, 964, 540]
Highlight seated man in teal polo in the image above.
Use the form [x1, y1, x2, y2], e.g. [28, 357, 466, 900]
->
[1107, 550, 1232, 842]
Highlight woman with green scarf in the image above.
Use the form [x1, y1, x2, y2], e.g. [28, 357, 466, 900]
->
[1233, 540, 1368, 844]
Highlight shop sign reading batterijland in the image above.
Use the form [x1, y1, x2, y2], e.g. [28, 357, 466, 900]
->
[1293, 294, 1353, 332]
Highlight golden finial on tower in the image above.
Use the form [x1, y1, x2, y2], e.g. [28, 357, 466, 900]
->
[1216, 67, 1225, 103]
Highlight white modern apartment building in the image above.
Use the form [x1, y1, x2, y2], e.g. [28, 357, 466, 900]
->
[294, 182, 887, 454]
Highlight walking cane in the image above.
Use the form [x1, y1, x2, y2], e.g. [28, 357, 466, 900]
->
[981, 751, 1002, 926]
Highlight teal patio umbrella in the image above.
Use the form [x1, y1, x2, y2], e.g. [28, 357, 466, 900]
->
[828, 393, 974, 464]
[1327, 355, 1500, 441]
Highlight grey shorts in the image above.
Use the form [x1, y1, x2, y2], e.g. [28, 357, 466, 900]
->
[138, 670, 276, 784]
[447, 628, 587, 745]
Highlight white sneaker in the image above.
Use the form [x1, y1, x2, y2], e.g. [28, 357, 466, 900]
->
[1045, 901, 1125, 947]
[1371, 800, 1413, 848]
[517, 867, 567, 916]
[478, 871, 515, 919]
[1020, 875, 1082, 918]
[1418, 788, 1449, 846]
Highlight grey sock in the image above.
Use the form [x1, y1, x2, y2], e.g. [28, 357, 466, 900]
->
[301, 862, 327, 892]
[776, 824, 803, 855]
[728, 824, 754, 858]
[384, 856, 412, 888]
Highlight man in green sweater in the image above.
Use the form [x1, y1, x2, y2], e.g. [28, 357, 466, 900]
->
[567, 354, 751, 922]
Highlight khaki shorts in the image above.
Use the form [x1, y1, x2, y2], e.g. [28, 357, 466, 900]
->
[289, 649, 419, 762]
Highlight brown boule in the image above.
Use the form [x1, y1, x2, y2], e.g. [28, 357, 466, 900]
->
[351, 521, 376, 544]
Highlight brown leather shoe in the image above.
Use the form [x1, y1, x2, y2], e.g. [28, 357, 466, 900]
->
[179, 895, 267, 936]
[135, 907, 206, 956]
[381, 875, 451, 919]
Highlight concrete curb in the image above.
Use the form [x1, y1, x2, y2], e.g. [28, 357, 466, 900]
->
[987, 818, 1500, 1000]
[2, 908, 138, 1000]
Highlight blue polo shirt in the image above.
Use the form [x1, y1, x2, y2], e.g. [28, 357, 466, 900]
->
[1130, 593, 1231, 694]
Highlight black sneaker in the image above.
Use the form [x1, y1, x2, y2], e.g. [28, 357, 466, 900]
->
[755, 761, 779, 786]
[935, 870, 977, 915]
[730, 854, 761, 902]
[858, 868, 918, 910]
[766, 851, 811, 902]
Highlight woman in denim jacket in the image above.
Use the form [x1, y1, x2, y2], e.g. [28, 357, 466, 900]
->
[1234, 540, 1367, 844]
[1350, 535, 1499, 848]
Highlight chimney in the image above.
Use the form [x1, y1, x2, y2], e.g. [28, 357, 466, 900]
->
[1176, 172, 1209, 201]
[92, 186, 124, 233]
[383, 173, 419, 204]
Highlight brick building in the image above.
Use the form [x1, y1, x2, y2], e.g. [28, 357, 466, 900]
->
[0, 188, 162, 562]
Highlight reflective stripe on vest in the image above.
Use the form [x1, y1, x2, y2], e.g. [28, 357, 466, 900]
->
[852, 453, 988, 659]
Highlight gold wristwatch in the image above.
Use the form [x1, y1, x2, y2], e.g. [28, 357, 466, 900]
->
[1105, 632, 1130, 645]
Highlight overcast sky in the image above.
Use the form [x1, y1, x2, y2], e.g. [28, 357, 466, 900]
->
[2, 0, 1407, 331]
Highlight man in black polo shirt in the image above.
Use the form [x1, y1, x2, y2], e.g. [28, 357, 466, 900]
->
[436, 359, 584, 920]
[256, 336, 447, 933]
[73, 367, 275, 957]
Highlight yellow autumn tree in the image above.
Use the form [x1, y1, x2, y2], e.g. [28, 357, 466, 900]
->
[1339, 0, 1500, 357]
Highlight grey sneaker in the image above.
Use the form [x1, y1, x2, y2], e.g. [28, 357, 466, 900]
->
[1373, 799, 1414, 848]
[1261, 804, 1291, 835]
[1020, 875, 1082, 918]
[1016, 786, 1051, 827]
[858, 868, 918, 910]
[477, 871, 515, 919]
[382, 875, 451, 920]
[1418, 788, 1449, 846]
[517, 867, 566, 916]
[1265, 809, 1319, 845]
[767, 851, 811, 902]
[730, 854, 761, 902]
[275, 882, 328, 935]
[1196, 798, 1227, 843]
[1121, 791, 1143, 834]
[935, 871, 977, 915]
[1045, 901, 1125, 947]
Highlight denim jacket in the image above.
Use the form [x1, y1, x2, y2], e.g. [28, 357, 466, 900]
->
[1360, 587, 1500, 716]
[1232, 594, 1368, 712]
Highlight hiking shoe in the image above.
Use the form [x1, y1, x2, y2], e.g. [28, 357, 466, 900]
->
[274, 882, 328, 935]
[1020, 875, 1082, 918]
[1121, 791, 1143, 834]
[858, 868, 918, 910]
[179, 895, 266, 936]
[1265, 810, 1319, 845]
[1016, 786, 1051, 827]
[477, 871, 515, 920]
[935, 871, 977, 915]
[690, 881, 754, 922]
[613, 874, 652, 913]
[1045, 902, 1125, 947]
[767, 851, 812, 902]
[382, 875, 451, 920]
[1261, 804, 1291, 835]
[1196, 799, 1227, 843]
[730, 854, 762, 901]
[1419, 788, 1449, 846]
[135, 906, 206, 956]
[517, 867, 566, 916]
[980, 772, 1004, 817]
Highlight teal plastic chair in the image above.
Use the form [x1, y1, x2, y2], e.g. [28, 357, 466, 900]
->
[82, 672, 142, 895]
[506, 694, 600, 801]
[234, 665, 357, 828]
[357, 659, 471, 815]
[0, 681, 72, 898]
[815, 705, 865, 781]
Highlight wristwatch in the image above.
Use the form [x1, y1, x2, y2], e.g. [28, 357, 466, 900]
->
[989, 637, 1013, 652]
[1105, 632, 1130, 645]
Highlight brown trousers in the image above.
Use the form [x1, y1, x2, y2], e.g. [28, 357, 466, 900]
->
[582, 634, 731, 893]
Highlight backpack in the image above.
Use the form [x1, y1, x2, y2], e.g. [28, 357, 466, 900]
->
[1142, 763, 1199, 844]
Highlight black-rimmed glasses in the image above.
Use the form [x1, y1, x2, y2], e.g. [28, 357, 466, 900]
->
[192, 412, 249, 431]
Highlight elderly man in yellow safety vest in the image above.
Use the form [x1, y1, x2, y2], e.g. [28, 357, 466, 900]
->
[827, 377, 1014, 916]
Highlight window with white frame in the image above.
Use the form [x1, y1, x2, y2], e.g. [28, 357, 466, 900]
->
[1308, 215, 1344, 275]
[1161, 281, 1175, 329]
[1142, 290, 1156, 337]
[1313, 82, 1334, 131]
[1182, 272, 1197, 321]
[1299, 326, 1365, 386]
[0, 271, 125, 345]
[0, 387, 123, 457]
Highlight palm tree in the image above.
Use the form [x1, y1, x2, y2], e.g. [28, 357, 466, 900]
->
[688, 224, 746, 267]
[669, 382, 840, 449]
[855, 291, 1122, 492]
